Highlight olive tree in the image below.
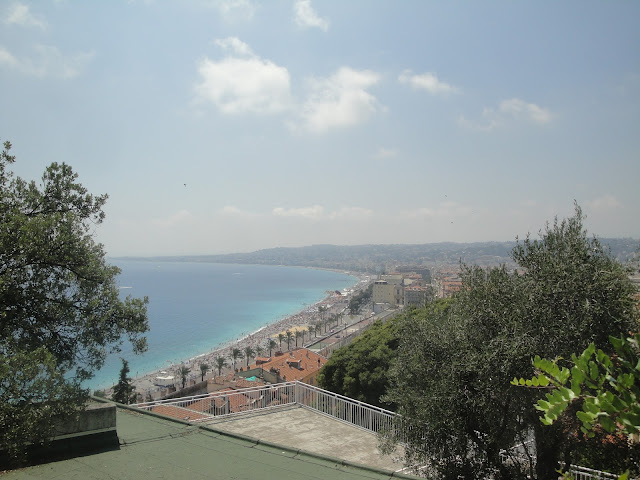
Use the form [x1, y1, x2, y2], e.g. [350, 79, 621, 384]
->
[0, 140, 149, 464]
[384, 205, 638, 479]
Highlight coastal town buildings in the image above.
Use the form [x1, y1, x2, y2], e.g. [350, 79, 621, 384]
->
[251, 348, 327, 385]
[372, 271, 433, 310]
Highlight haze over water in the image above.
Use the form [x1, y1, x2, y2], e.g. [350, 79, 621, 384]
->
[88, 260, 357, 391]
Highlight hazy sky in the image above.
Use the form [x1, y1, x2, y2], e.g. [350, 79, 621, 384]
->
[2, 1, 639, 256]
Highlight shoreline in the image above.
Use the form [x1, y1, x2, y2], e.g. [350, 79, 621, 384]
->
[106, 270, 371, 398]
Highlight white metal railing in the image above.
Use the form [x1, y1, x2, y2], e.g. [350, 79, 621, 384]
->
[568, 465, 619, 480]
[295, 382, 396, 436]
[132, 381, 396, 436]
[132, 382, 298, 420]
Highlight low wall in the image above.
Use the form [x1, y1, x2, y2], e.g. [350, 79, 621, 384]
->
[1, 402, 118, 467]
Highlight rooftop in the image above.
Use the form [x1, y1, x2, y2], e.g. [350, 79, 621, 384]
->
[3, 401, 412, 480]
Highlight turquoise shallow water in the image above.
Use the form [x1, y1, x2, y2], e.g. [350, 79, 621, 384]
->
[87, 260, 357, 391]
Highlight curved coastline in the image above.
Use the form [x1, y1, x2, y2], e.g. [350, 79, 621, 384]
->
[100, 265, 368, 397]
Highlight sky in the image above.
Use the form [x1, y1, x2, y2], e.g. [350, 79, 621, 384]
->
[1, 1, 639, 256]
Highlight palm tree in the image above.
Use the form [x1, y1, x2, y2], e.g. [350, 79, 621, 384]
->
[215, 356, 227, 376]
[278, 333, 285, 350]
[318, 304, 327, 322]
[178, 365, 191, 389]
[295, 329, 302, 347]
[314, 323, 321, 337]
[308, 325, 314, 341]
[255, 345, 265, 358]
[244, 345, 255, 368]
[199, 362, 210, 382]
[268, 338, 278, 357]
[285, 330, 293, 350]
[231, 347, 243, 369]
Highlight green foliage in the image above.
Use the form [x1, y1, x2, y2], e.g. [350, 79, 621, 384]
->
[0, 347, 81, 463]
[318, 315, 401, 408]
[214, 356, 227, 376]
[111, 359, 136, 405]
[348, 283, 373, 314]
[231, 348, 243, 368]
[199, 363, 210, 382]
[383, 205, 638, 479]
[513, 333, 640, 438]
[177, 365, 191, 389]
[267, 339, 278, 357]
[0, 140, 149, 464]
[243, 346, 255, 367]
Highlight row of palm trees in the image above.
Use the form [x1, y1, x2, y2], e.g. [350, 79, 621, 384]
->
[179, 311, 346, 388]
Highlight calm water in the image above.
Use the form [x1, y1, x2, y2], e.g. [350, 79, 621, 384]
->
[87, 260, 357, 391]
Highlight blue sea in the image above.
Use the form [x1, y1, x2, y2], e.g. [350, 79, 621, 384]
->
[87, 260, 357, 391]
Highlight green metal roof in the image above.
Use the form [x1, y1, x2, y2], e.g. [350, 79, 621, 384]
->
[3, 406, 417, 480]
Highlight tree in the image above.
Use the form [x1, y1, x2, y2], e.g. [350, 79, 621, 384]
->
[513, 334, 640, 474]
[349, 283, 373, 314]
[111, 359, 136, 405]
[318, 304, 327, 321]
[199, 363, 210, 382]
[295, 329, 302, 347]
[177, 365, 190, 389]
[231, 348, 243, 369]
[285, 330, 293, 350]
[255, 345, 265, 358]
[267, 339, 278, 357]
[243, 345, 255, 368]
[278, 333, 285, 350]
[214, 356, 227, 376]
[515, 333, 640, 438]
[317, 316, 400, 408]
[0, 141, 149, 464]
[383, 206, 638, 479]
[308, 325, 314, 341]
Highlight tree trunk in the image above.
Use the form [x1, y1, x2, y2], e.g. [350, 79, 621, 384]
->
[534, 421, 563, 480]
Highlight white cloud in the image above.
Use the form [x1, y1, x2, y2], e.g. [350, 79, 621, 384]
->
[498, 98, 552, 124]
[0, 46, 19, 68]
[459, 97, 552, 131]
[4, 3, 47, 29]
[151, 210, 195, 228]
[272, 205, 373, 220]
[220, 205, 259, 218]
[273, 205, 325, 219]
[328, 207, 374, 219]
[584, 194, 622, 210]
[214, 37, 254, 56]
[401, 202, 472, 219]
[294, 0, 329, 31]
[373, 147, 398, 160]
[297, 67, 382, 133]
[398, 70, 458, 95]
[0, 44, 94, 78]
[210, 0, 256, 21]
[195, 37, 292, 114]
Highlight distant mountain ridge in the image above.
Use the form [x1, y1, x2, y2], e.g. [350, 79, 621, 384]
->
[118, 238, 638, 273]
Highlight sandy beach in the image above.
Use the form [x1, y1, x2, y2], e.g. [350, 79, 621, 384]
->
[110, 273, 371, 400]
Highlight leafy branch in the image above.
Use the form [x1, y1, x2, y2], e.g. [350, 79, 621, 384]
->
[512, 333, 640, 438]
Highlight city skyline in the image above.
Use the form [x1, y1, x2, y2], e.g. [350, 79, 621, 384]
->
[1, 1, 638, 256]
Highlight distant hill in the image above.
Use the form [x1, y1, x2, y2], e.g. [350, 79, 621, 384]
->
[119, 238, 638, 273]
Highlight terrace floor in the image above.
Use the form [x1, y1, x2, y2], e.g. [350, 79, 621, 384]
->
[200, 404, 406, 472]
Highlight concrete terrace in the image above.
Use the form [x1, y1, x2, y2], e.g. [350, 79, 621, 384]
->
[201, 404, 405, 472]
[2, 404, 413, 480]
